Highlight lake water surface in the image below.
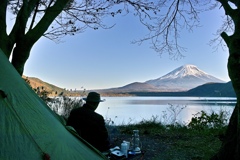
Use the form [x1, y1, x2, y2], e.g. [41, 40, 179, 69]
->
[95, 97, 236, 125]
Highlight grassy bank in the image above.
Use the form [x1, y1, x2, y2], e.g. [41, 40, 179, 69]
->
[107, 113, 227, 160]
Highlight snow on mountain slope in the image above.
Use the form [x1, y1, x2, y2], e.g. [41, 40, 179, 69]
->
[161, 64, 209, 79]
[145, 64, 225, 91]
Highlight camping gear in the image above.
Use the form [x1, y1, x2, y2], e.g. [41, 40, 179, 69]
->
[121, 142, 128, 158]
[0, 49, 107, 160]
[131, 130, 140, 151]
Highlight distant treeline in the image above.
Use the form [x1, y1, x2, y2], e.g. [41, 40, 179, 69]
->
[127, 82, 236, 97]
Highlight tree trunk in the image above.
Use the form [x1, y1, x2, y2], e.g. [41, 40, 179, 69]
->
[10, 0, 69, 75]
[211, 104, 240, 159]
[11, 40, 33, 75]
[211, 34, 240, 159]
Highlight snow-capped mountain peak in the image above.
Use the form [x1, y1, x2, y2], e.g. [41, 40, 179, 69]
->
[161, 64, 209, 79]
[145, 64, 225, 91]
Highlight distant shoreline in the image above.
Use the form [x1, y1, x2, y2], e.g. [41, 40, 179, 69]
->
[67, 91, 236, 98]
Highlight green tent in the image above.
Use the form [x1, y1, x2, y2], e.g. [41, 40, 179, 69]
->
[0, 49, 107, 160]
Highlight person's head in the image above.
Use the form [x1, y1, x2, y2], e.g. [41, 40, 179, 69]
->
[83, 92, 104, 111]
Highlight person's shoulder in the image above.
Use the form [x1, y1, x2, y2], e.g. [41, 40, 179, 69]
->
[72, 107, 81, 111]
[70, 107, 83, 114]
[93, 112, 104, 119]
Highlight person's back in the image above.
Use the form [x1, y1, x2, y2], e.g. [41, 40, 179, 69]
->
[67, 92, 110, 152]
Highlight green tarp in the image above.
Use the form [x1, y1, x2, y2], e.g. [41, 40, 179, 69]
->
[0, 49, 107, 160]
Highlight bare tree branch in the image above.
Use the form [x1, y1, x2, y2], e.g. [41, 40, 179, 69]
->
[6, 0, 159, 42]
[129, 0, 233, 59]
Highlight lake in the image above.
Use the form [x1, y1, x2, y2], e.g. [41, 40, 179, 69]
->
[95, 97, 236, 125]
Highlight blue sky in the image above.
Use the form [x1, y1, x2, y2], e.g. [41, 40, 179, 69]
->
[23, 6, 230, 90]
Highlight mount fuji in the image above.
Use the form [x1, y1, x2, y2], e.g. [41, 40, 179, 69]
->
[145, 64, 225, 91]
[98, 64, 226, 93]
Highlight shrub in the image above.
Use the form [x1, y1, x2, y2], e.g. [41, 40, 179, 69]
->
[47, 96, 84, 119]
[188, 109, 229, 130]
[161, 104, 187, 125]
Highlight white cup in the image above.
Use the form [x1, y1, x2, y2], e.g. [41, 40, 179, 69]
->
[123, 141, 130, 150]
[121, 142, 128, 158]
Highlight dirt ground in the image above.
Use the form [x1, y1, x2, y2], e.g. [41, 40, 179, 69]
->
[127, 135, 165, 159]
[109, 132, 171, 160]
[108, 129, 221, 160]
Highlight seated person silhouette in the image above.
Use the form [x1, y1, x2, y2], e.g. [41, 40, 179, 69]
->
[67, 92, 110, 152]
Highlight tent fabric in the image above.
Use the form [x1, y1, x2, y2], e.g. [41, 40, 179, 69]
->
[0, 49, 107, 160]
